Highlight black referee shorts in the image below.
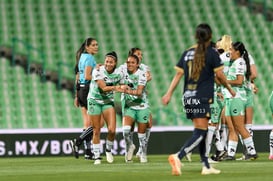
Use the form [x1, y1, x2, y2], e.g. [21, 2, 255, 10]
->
[77, 84, 90, 109]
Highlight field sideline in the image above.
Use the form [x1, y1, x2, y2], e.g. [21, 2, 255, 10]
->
[0, 153, 272, 181]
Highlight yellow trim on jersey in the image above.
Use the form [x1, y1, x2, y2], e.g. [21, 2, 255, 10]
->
[188, 44, 197, 50]
[174, 66, 184, 73]
[214, 65, 224, 73]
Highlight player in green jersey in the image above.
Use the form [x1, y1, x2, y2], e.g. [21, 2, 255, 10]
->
[222, 42, 257, 160]
[87, 51, 124, 164]
[120, 54, 150, 163]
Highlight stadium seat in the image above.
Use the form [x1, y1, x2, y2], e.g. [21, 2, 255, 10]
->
[0, 0, 272, 127]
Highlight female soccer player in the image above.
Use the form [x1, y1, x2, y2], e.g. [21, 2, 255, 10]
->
[162, 23, 235, 176]
[125, 47, 152, 159]
[87, 51, 124, 164]
[120, 54, 149, 163]
[222, 42, 258, 160]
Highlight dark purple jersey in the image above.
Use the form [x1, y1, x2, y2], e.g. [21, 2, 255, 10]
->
[176, 45, 223, 103]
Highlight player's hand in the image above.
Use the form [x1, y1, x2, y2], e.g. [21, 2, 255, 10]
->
[120, 85, 129, 90]
[252, 83, 258, 94]
[162, 94, 171, 105]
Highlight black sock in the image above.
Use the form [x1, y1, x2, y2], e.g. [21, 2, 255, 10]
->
[178, 128, 207, 160]
[199, 134, 210, 168]
[76, 127, 93, 146]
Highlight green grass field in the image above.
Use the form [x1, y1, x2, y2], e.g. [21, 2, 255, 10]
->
[0, 153, 272, 181]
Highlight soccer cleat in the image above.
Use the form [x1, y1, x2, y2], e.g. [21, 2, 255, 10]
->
[208, 157, 219, 164]
[201, 166, 221, 175]
[84, 149, 94, 160]
[244, 154, 258, 161]
[140, 153, 148, 163]
[268, 155, 273, 160]
[106, 151, 114, 163]
[185, 152, 192, 162]
[69, 139, 79, 159]
[136, 149, 142, 158]
[212, 150, 227, 161]
[236, 155, 246, 161]
[125, 144, 135, 162]
[94, 157, 102, 165]
[216, 150, 227, 160]
[168, 154, 181, 176]
[221, 155, 235, 161]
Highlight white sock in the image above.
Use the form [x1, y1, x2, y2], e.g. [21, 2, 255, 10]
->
[137, 128, 151, 154]
[93, 143, 101, 159]
[138, 133, 147, 155]
[129, 131, 134, 143]
[245, 124, 253, 137]
[215, 129, 224, 151]
[205, 125, 216, 157]
[227, 140, 238, 157]
[123, 125, 132, 152]
[146, 128, 151, 142]
[220, 124, 228, 150]
[243, 137, 256, 155]
[270, 131, 273, 155]
[106, 140, 114, 152]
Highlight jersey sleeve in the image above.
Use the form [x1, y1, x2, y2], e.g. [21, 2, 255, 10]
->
[138, 70, 147, 86]
[119, 63, 127, 72]
[235, 58, 246, 75]
[92, 67, 104, 81]
[140, 64, 150, 72]
[115, 66, 125, 84]
[117, 65, 126, 84]
[86, 54, 96, 67]
[176, 50, 191, 74]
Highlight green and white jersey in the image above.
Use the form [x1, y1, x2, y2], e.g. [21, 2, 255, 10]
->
[213, 83, 220, 103]
[223, 57, 247, 100]
[139, 63, 150, 72]
[120, 69, 148, 110]
[219, 52, 231, 95]
[119, 63, 150, 102]
[220, 52, 231, 76]
[87, 66, 123, 104]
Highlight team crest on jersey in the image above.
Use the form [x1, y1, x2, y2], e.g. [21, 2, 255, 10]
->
[184, 50, 194, 61]
[238, 68, 244, 73]
[226, 53, 230, 57]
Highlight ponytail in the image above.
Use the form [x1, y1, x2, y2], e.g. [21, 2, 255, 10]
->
[232, 41, 251, 81]
[243, 51, 251, 81]
[191, 23, 212, 81]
